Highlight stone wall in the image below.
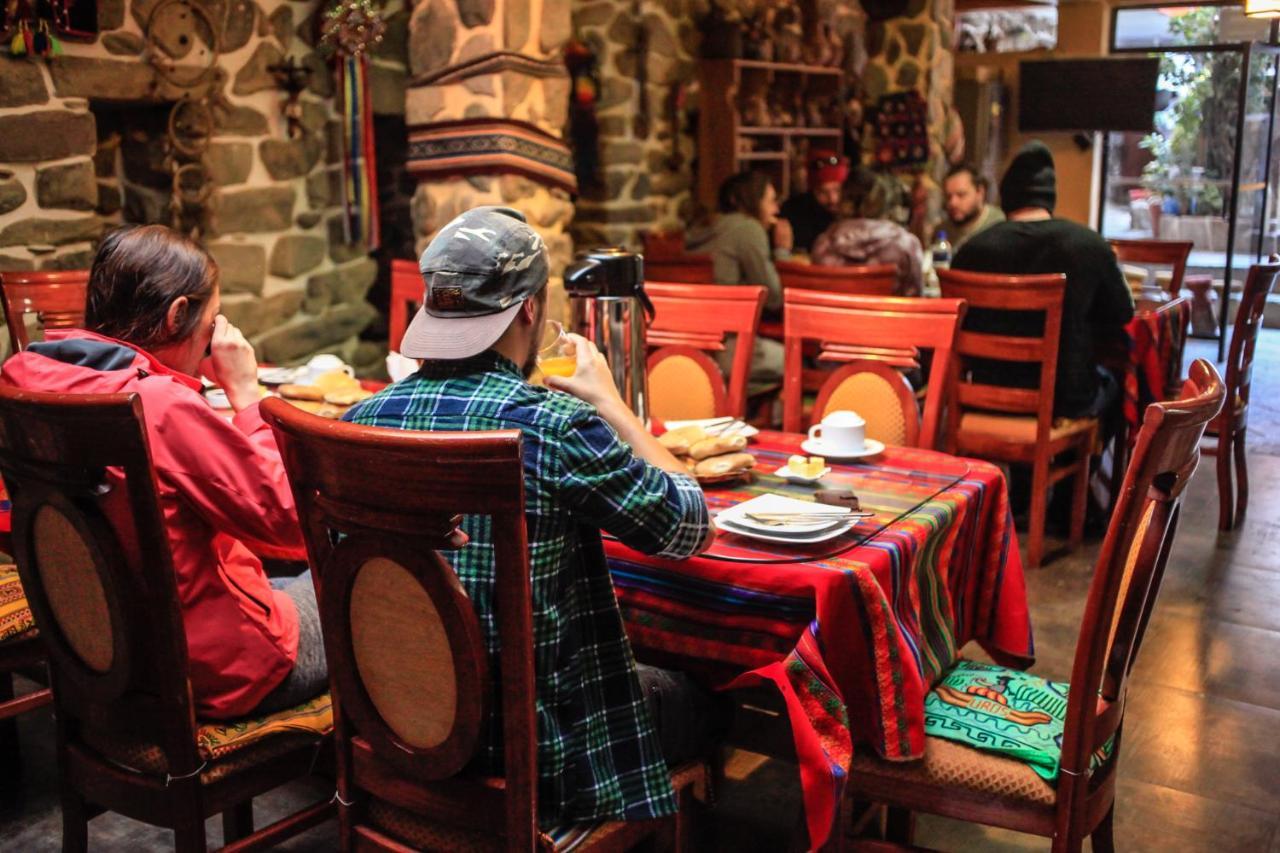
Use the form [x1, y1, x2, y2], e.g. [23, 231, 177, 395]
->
[569, 0, 869, 252]
[0, 0, 410, 372]
[405, 0, 576, 320]
[861, 0, 955, 237]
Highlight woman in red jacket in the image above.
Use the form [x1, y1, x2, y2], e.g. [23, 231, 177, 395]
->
[1, 225, 325, 719]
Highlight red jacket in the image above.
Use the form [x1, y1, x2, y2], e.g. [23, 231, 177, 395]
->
[1, 330, 304, 718]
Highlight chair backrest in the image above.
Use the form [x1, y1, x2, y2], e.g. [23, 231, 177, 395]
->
[0, 387, 199, 771]
[1055, 359, 1223, 828]
[259, 397, 538, 849]
[646, 282, 767, 418]
[0, 270, 90, 354]
[781, 289, 966, 448]
[648, 345, 729, 421]
[812, 359, 920, 447]
[643, 254, 717, 284]
[388, 259, 423, 353]
[776, 260, 897, 296]
[1221, 262, 1280, 428]
[641, 230, 687, 259]
[1108, 239, 1193, 297]
[937, 268, 1067, 449]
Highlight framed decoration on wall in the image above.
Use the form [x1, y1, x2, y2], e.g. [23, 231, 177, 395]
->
[874, 91, 928, 168]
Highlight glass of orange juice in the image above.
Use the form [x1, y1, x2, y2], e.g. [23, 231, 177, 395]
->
[535, 321, 576, 381]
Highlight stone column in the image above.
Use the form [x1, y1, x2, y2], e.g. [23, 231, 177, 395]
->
[406, 0, 575, 318]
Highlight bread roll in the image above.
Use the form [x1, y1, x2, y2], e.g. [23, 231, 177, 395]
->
[323, 388, 374, 406]
[658, 424, 708, 456]
[689, 433, 748, 460]
[694, 452, 756, 477]
[278, 384, 326, 401]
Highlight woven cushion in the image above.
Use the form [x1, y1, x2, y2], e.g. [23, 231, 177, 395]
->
[851, 735, 1057, 808]
[365, 761, 708, 851]
[821, 372, 909, 446]
[649, 354, 720, 421]
[82, 693, 333, 782]
[957, 412, 1094, 446]
[0, 564, 35, 643]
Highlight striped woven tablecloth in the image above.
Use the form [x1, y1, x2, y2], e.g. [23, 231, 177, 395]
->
[605, 432, 1033, 848]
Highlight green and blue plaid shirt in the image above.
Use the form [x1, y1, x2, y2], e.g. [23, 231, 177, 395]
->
[343, 351, 709, 827]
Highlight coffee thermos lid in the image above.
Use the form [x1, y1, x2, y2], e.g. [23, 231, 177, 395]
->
[563, 247, 644, 298]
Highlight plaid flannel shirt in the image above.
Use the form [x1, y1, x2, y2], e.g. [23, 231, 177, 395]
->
[343, 351, 709, 827]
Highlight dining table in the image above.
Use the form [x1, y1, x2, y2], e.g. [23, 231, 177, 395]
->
[604, 430, 1033, 848]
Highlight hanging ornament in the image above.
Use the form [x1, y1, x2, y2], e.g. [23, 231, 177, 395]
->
[319, 0, 384, 250]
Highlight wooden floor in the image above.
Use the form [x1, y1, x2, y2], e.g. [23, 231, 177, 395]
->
[3, 335, 1279, 851]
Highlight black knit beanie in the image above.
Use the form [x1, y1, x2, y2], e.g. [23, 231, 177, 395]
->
[999, 141, 1057, 215]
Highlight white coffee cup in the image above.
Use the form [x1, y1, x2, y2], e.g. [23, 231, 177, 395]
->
[303, 353, 353, 385]
[808, 410, 866, 454]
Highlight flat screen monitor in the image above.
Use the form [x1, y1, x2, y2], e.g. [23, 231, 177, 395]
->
[1018, 58, 1159, 133]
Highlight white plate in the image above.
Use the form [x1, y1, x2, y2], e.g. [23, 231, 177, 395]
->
[716, 493, 852, 535]
[662, 417, 759, 438]
[258, 366, 302, 385]
[204, 388, 231, 409]
[715, 515, 857, 544]
[772, 464, 832, 483]
[800, 437, 885, 460]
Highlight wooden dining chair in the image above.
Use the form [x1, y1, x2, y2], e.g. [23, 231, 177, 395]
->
[939, 268, 1095, 568]
[810, 360, 920, 448]
[648, 345, 729, 421]
[644, 254, 717, 284]
[1205, 261, 1280, 530]
[776, 260, 898, 296]
[641, 229, 687, 259]
[0, 387, 334, 852]
[388, 259, 422, 353]
[0, 270, 90, 354]
[781, 290, 966, 450]
[0, 567, 52, 782]
[260, 398, 711, 852]
[847, 359, 1225, 853]
[1108, 238, 1193, 298]
[646, 282, 768, 418]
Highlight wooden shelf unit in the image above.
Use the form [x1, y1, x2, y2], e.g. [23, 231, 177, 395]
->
[697, 59, 846, 209]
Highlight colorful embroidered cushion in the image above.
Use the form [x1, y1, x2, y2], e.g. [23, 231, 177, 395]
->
[195, 693, 333, 761]
[0, 563, 36, 642]
[924, 660, 1112, 783]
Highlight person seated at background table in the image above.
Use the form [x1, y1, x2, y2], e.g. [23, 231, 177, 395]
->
[0, 224, 326, 720]
[686, 170, 787, 393]
[781, 150, 849, 253]
[951, 141, 1134, 422]
[937, 162, 1004, 251]
[344, 206, 721, 830]
[810, 164, 925, 295]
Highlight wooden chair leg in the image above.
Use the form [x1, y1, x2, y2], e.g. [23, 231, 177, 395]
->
[1234, 427, 1249, 524]
[1108, 425, 1128, 516]
[1068, 444, 1090, 551]
[0, 672, 19, 784]
[222, 799, 254, 844]
[1027, 459, 1049, 568]
[60, 788, 89, 853]
[1090, 803, 1116, 853]
[884, 806, 914, 844]
[1216, 433, 1235, 531]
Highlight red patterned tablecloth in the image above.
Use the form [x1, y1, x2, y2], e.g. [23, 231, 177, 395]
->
[1123, 296, 1190, 440]
[605, 432, 1032, 848]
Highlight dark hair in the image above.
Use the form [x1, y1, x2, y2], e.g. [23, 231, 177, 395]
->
[717, 171, 773, 217]
[85, 225, 218, 350]
[944, 163, 987, 194]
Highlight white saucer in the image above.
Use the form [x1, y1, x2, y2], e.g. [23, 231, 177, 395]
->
[800, 437, 885, 460]
[773, 464, 832, 483]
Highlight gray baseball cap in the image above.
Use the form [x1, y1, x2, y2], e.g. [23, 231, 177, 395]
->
[399, 206, 549, 360]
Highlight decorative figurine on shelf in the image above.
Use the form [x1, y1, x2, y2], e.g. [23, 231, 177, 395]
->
[3, 0, 66, 57]
[268, 56, 313, 140]
[319, 0, 386, 250]
[565, 37, 601, 191]
[772, 4, 804, 63]
[741, 92, 770, 127]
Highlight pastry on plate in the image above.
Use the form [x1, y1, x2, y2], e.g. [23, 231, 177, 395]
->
[694, 452, 756, 477]
[278, 384, 326, 402]
[323, 388, 374, 406]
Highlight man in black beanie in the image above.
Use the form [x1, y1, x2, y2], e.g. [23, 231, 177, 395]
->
[952, 141, 1134, 421]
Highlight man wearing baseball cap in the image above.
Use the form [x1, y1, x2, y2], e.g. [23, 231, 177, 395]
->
[781, 150, 849, 252]
[344, 206, 718, 830]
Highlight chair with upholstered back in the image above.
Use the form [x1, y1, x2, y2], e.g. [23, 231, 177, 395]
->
[811, 360, 920, 448]
[1108, 238, 1193, 298]
[641, 232, 717, 284]
[388, 259, 423, 353]
[1205, 261, 1280, 530]
[0, 270, 90, 354]
[0, 563, 51, 782]
[776, 260, 897, 296]
[938, 268, 1095, 568]
[648, 345, 729, 421]
[260, 398, 709, 851]
[849, 359, 1224, 853]
[646, 282, 767, 418]
[781, 290, 965, 450]
[0, 387, 333, 852]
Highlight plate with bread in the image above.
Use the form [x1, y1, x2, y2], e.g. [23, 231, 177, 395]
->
[658, 423, 757, 485]
[276, 368, 374, 418]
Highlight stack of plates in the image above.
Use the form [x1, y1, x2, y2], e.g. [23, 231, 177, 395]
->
[713, 494, 859, 544]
